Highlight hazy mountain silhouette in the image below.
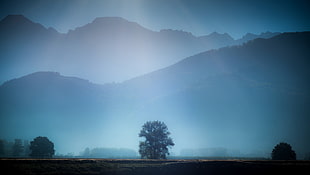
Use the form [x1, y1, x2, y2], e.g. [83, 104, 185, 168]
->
[125, 32, 310, 91]
[235, 32, 280, 44]
[0, 71, 117, 153]
[119, 32, 310, 155]
[0, 32, 309, 156]
[0, 15, 279, 84]
[0, 15, 59, 37]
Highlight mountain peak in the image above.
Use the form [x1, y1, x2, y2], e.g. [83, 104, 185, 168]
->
[209, 32, 220, 36]
[1, 71, 93, 89]
[159, 29, 195, 38]
[25, 71, 61, 78]
[1, 71, 60, 85]
[0, 14, 54, 36]
[21, 71, 90, 83]
[237, 32, 281, 44]
[90, 16, 144, 28]
[92, 16, 129, 23]
[208, 32, 232, 38]
[2, 14, 28, 20]
[68, 16, 148, 35]
[1, 14, 34, 25]
[200, 32, 234, 43]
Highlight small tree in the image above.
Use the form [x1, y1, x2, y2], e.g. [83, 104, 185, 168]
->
[139, 121, 174, 159]
[29, 136, 55, 158]
[271, 142, 296, 160]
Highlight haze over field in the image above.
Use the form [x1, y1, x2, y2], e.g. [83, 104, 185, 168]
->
[0, 0, 310, 159]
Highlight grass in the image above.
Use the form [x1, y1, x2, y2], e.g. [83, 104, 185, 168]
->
[1, 158, 309, 175]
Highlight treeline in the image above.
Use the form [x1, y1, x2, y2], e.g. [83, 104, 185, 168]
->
[1, 136, 54, 158]
[180, 147, 241, 158]
[0, 138, 138, 159]
[79, 147, 138, 158]
[0, 139, 30, 157]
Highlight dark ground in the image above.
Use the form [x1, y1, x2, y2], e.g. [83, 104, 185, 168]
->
[1, 158, 310, 175]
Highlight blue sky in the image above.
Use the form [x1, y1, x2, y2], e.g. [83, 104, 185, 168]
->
[0, 0, 309, 38]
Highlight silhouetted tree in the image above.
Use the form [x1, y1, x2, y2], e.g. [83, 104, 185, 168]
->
[29, 136, 55, 158]
[271, 142, 296, 160]
[304, 152, 310, 160]
[139, 121, 174, 159]
[12, 139, 23, 157]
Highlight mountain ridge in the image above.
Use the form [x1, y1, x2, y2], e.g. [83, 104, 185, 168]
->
[0, 14, 60, 37]
[1, 32, 310, 155]
[0, 14, 282, 41]
[0, 14, 281, 84]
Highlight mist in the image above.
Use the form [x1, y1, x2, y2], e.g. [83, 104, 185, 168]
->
[1, 0, 310, 160]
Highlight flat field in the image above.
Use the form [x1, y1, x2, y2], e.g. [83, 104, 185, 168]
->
[1, 158, 309, 175]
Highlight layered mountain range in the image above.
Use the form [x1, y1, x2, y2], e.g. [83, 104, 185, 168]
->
[1, 31, 309, 156]
[0, 15, 279, 84]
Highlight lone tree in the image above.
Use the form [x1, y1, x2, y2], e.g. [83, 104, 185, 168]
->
[139, 121, 174, 159]
[29, 136, 55, 158]
[271, 142, 296, 160]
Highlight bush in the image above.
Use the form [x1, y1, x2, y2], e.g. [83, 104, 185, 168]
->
[271, 142, 296, 160]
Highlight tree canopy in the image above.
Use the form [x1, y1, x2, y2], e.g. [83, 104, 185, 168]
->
[139, 121, 174, 159]
[29, 136, 55, 158]
[271, 142, 296, 160]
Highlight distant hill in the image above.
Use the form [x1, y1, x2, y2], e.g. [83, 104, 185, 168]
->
[0, 72, 104, 109]
[120, 32, 310, 156]
[0, 15, 279, 84]
[0, 32, 309, 156]
[0, 71, 123, 153]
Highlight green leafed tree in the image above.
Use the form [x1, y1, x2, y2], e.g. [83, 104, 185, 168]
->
[29, 136, 55, 158]
[271, 142, 296, 160]
[139, 121, 174, 159]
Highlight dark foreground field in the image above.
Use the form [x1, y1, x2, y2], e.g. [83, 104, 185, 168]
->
[1, 159, 310, 175]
